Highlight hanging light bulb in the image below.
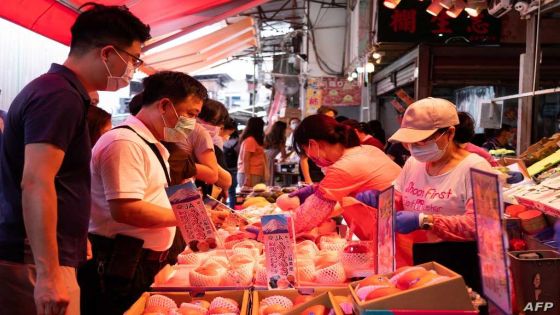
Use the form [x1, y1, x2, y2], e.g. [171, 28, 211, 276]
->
[372, 52, 382, 59]
[351, 72, 358, 78]
[464, 0, 486, 16]
[347, 75, 354, 82]
[446, 0, 465, 18]
[356, 66, 365, 73]
[366, 62, 375, 73]
[427, 0, 443, 15]
[439, 0, 453, 9]
[375, 58, 382, 64]
[383, 0, 402, 9]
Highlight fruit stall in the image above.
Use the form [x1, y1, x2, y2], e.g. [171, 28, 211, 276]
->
[127, 181, 489, 315]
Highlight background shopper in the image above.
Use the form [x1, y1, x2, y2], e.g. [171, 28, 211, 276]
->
[0, 4, 150, 315]
[238, 117, 267, 187]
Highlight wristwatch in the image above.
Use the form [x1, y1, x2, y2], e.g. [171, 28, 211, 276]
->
[419, 213, 434, 230]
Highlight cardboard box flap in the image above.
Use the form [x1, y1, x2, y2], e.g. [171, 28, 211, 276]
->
[125, 290, 249, 315]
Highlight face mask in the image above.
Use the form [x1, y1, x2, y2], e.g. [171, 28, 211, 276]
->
[410, 132, 449, 163]
[308, 142, 333, 168]
[103, 48, 134, 91]
[290, 122, 299, 130]
[162, 104, 192, 142]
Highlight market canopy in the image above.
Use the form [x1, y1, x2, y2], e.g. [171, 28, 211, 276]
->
[0, 0, 266, 72]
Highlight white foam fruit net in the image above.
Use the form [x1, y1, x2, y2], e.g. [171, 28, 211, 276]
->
[341, 252, 373, 271]
[145, 294, 177, 312]
[221, 263, 254, 286]
[319, 237, 347, 251]
[260, 295, 294, 310]
[296, 240, 319, 257]
[296, 259, 316, 282]
[189, 268, 225, 287]
[314, 262, 346, 284]
[210, 297, 240, 314]
[255, 264, 267, 285]
[177, 252, 204, 266]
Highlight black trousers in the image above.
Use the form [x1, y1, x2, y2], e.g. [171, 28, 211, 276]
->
[77, 240, 166, 315]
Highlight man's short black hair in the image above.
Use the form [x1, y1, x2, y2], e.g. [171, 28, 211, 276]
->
[141, 71, 208, 106]
[70, 3, 151, 55]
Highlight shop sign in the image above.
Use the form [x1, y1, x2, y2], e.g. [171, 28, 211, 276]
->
[167, 182, 219, 251]
[377, 1, 501, 43]
[377, 186, 396, 274]
[305, 77, 362, 113]
[471, 169, 512, 314]
[261, 214, 297, 289]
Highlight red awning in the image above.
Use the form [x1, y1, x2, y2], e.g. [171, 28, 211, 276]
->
[0, 0, 268, 45]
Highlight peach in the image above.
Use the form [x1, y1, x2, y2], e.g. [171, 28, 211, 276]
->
[358, 275, 393, 289]
[260, 304, 289, 315]
[364, 287, 402, 301]
[317, 219, 337, 235]
[301, 305, 328, 315]
[390, 266, 428, 290]
[190, 300, 211, 310]
[276, 194, 300, 211]
[208, 307, 235, 314]
[294, 295, 315, 306]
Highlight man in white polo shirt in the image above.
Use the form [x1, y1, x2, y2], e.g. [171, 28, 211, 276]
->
[78, 71, 207, 314]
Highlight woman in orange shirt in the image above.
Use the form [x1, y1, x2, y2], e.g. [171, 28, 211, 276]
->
[237, 117, 267, 187]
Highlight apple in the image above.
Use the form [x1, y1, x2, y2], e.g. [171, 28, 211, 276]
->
[365, 287, 402, 301]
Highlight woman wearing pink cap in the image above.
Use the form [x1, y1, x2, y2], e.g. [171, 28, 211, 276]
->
[388, 97, 493, 292]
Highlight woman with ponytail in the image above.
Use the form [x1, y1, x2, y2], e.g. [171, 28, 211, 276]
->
[288, 114, 401, 235]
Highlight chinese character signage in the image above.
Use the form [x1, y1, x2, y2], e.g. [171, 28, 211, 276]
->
[305, 77, 323, 116]
[261, 214, 297, 289]
[167, 182, 219, 251]
[377, 186, 395, 275]
[471, 169, 512, 314]
[377, 1, 500, 43]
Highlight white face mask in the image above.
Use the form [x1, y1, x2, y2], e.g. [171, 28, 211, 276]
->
[290, 122, 299, 130]
[102, 48, 134, 92]
[162, 104, 195, 142]
[410, 132, 449, 163]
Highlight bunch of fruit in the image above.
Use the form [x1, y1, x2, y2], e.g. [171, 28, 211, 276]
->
[355, 266, 450, 302]
[142, 295, 241, 315]
[257, 294, 352, 315]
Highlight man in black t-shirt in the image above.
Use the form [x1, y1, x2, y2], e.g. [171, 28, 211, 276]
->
[0, 4, 150, 315]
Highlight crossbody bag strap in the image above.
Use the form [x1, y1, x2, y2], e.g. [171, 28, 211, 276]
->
[113, 125, 171, 186]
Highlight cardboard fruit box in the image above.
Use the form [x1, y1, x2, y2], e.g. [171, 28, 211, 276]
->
[125, 290, 249, 315]
[349, 262, 475, 314]
[252, 288, 349, 315]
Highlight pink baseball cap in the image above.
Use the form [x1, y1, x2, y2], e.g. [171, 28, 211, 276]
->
[389, 97, 459, 143]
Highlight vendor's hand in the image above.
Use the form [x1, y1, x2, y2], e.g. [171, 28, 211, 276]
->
[396, 211, 420, 234]
[288, 185, 316, 203]
[355, 190, 380, 208]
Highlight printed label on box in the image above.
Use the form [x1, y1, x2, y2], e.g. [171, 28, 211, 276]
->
[204, 195, 248, 228]
[166, 182, 219, 251]
[261, 214, 297, 289]
[377, 186, 395, 274]
[471, 169, 512, 314]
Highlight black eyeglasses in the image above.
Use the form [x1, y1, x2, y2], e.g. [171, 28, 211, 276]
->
[112, 46, 144, 69]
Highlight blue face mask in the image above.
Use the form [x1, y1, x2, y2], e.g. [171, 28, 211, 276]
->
[410, 132, 448, 163]
[162, 104, 196, 142]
